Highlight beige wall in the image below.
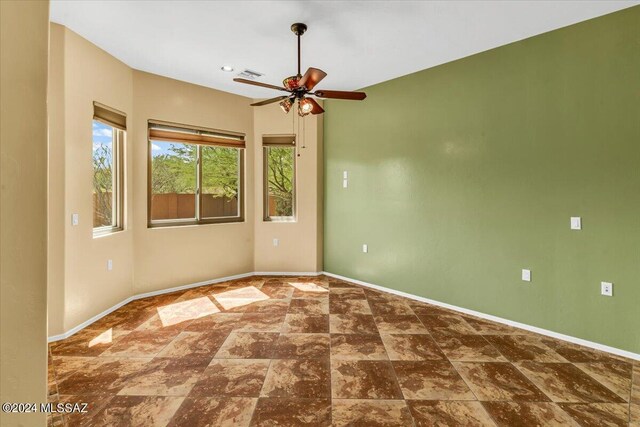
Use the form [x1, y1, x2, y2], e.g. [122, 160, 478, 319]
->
[48, 25, 134, 335]
[48, 24, 66, 336]
[253, 104, 323, 272]
[316, 118, 324, 270]
[1, 1, 49, 426]
[132, 71, 255, 294]
[47, 26, 323, 338]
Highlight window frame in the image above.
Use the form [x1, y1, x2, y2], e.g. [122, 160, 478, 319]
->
[147, 121, 245, 228]
[263, 141, 297, 222]
[92, 119, 125, 237]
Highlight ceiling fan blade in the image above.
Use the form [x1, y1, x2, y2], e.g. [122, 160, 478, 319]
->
[298, 67, 327, 91]
[250, 95, 289, 107]
[234, 78, 290, 92]
[314, 90, 367, 100]
[306, 98, 325, 115]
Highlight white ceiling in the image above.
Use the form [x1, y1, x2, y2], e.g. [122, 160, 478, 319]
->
[50, 1, 637, 99]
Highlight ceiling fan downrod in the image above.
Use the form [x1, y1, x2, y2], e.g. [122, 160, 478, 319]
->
[291, 23, 307, 77]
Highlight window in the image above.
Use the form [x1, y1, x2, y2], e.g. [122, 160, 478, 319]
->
[263, 135, 296, 221]
[93, 102, 125, 236]
[148, 120, 245, 227]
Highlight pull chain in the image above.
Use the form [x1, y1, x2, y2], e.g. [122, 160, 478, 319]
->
[302, 115, 306, 150]
[293, 102, 299, 157]
[297, 106, 301, 157]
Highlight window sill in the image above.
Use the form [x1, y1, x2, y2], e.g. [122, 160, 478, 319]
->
[263, 217, 297, 223]
[93, 228, 124, 239]
[148, 219, 245, 229]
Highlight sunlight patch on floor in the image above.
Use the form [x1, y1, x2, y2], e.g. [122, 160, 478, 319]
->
[157, 296, 220, 326]
[213, 286, 270, 310]
[88, 328, 113, 347]
[288, 282, 328, 293]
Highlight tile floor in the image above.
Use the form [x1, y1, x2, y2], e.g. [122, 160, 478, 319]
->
[48, 275, 640, 426]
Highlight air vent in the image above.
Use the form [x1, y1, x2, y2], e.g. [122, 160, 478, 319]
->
[237, 69, 264, 80]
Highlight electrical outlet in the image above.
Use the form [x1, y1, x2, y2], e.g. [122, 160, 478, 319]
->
[362, 244, 368, 253]
[601, 282, 613, 297]
[521, 269, 531, 282]
[570, 217, 582, 230]
[72, 213, 79, 226]
[107, 259, 113, 271]
[273, 238, 279, 247]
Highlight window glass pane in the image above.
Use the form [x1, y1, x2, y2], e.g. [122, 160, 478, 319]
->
[266, 146, 294, 218]
[201, 146, 240, 218]
[150, 141, 196, 220]
[93, 120, 115, 228]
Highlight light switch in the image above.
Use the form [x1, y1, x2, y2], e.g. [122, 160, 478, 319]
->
[72, 213, 79, 226]
[601, 282, 613, 296]
[570, 217, 582, 230]
[107, 259, 113, 271]
[342, 179, 348, 188]
[521, 269, 531, 282]
[362, 244, 368, 253]
[343, 171, 348, 179]
[273, 238, 279, 247]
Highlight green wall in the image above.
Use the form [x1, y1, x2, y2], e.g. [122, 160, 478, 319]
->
[323, 7, 640, 353]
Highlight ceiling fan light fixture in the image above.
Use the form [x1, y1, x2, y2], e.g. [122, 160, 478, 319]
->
[279, 98, 293, 114]
[220, 65, 234, 72]
[283, 75, 300, 91]
[299, 98, 314, 116]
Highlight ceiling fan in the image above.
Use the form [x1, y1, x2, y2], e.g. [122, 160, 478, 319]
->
[234, 23, 367, 117]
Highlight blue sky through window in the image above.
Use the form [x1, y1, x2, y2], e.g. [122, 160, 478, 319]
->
[92, 120, 113, 151]
[150, 140, 175, 157]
